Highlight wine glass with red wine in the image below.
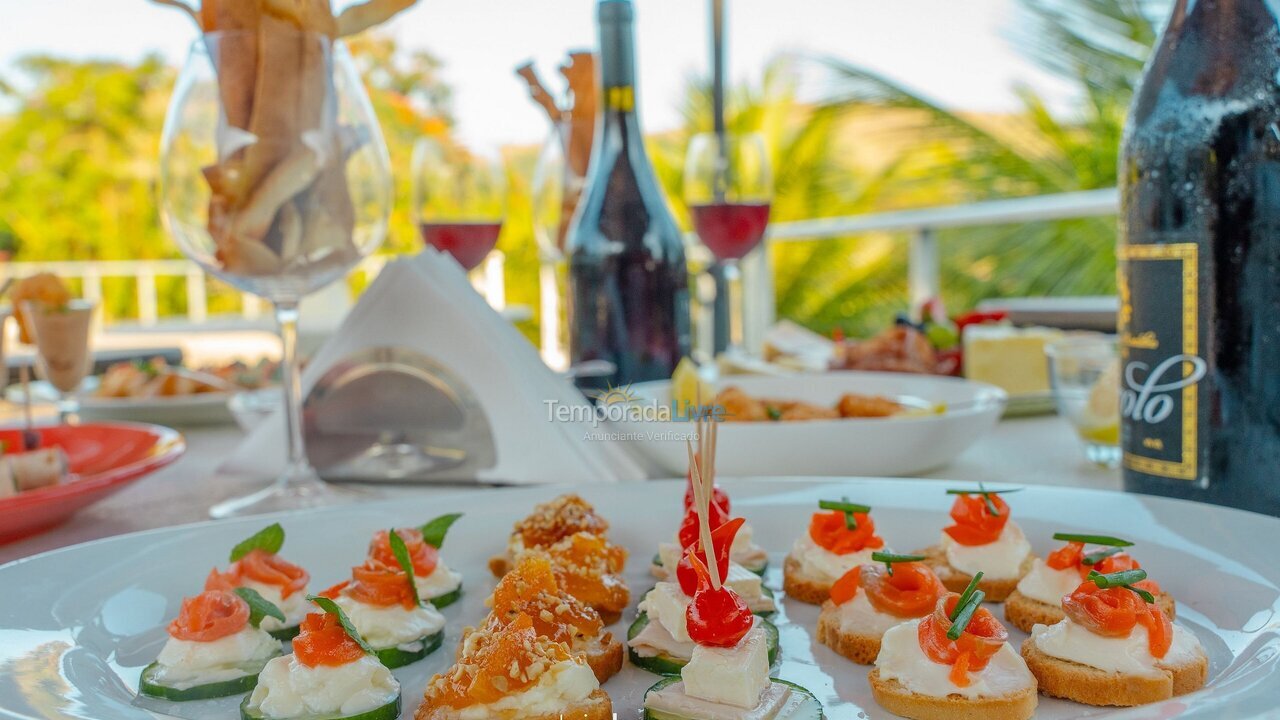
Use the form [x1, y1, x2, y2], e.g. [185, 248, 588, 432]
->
[684, 132, 772, 357]
[412, 138, 506, 273]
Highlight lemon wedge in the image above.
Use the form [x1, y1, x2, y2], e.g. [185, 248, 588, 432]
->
[672, 358, 716, 412]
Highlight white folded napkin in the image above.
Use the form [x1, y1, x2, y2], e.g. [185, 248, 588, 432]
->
[220, 249, 650, 484]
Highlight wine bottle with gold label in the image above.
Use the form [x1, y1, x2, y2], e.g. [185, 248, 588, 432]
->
[1119, 0, 1280, 515]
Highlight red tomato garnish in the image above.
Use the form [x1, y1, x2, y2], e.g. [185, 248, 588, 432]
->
[293, 611, 365, 667]
[861, 562, 946, 618]
[829, 567, 860, 605]
[167, 590, 249, 642]
[683, 462, 731, 515]
[808, 510, 885, 554]
[676, 517, 745, 596]
[203, 548, 310, 599]
[367, 528, 440, 578]
[684, 550, 753, 648]
[942, 494, 1009, 546]
[917, 593, 1007, 688]
[1046, 541, 1084, 570]
[678, 501, 730, 549]
[346, 561, 417, 609]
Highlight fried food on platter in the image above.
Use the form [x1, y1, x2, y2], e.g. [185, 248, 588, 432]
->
[714, 386, 904, 422]
[834, 325, 941, 374]
[149, 0, 417, 277]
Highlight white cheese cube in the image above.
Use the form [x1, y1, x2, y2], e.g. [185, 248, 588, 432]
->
[725, 563, 762, 600]
[643, 582, 693, 643]
[681, 626, 770, 709]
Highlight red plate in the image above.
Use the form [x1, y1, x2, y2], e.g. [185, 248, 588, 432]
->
[0, 423, 185, 544]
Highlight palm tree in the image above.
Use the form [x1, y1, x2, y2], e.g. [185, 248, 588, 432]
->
[773, 0, 1169, 335]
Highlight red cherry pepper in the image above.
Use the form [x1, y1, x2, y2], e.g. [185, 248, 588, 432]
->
[683, 467, 731, 515]
[678, 501, 731, 549]
[684, 550, 753, 648]
[676, 517, 745, 596]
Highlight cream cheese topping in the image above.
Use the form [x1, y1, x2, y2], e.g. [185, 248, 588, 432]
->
[238, 580, 308, 632]
[875, 619, 1034, 699]
[831, 590, 909, 636]
[1031, 618, 1203, 677]
[246, 654, 398, 719]
[939, 522, 1031, 580]
[333, 594, 445, 650]
[415, 562, 462, 601]
[152, 626, 279, 688]
[789, 533, 880, 584]
[1016, 558, 1081, 605]
[455, 659, 597, 720]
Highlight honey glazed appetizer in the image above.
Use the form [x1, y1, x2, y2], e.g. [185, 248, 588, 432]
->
[816, 552, 947, 664]
[205, 523, 312, 640]
[1022, 568, 1207, 707]
[783, 497, 888, 604]
[1005, 531, 1175, 634]
[319, 527, 448, 669]
[917, 485, 1032, 602]
[490, 493, 630, 623]
[478, 551, 624, 683]
[870, 573, 1037, 720]
[243, 598, 402, 720]
[418, 612, 613, 720]
[642, 434, 824, 720]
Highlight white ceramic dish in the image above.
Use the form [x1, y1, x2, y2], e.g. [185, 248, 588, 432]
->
[8, 379, 237, 426]
[0, 478, 1276, 719]
[613, 371, 1007, 476]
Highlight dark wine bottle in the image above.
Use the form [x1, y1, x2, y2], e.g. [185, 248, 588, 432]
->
[1119, 0, 1280, 515]
[565, 0, 691, 393]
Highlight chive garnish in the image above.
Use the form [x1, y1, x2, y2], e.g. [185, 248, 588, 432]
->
[951, 572, 984, 620]
[1087, 569, 1155, 603]
[388, 528, 424, 608]
[945, 484, 1022, 516]
[1081, 547, 1124, 565]
[820, 497, 870, 530]
[946, 589, 986, 640]
[233, 587, 285, 628]
[1052, 533, 1133, 547]
[871, 551, 926, 576]
[308, 595, 375, 655]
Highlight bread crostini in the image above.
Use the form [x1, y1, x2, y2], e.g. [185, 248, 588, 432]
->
[917, 485, 1032, 602]
[816, 552, 946, 664]
[783, 497, 888, 604]
[869, 573, 1037, 720]
[1022, 568, 1207, 706]
[1005, 531, 1175, 633]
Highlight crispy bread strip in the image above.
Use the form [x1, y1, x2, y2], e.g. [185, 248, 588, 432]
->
[868, 668, 1037, 720]
[1021, 637, 1207, 706]
[816, 600, 883, 664]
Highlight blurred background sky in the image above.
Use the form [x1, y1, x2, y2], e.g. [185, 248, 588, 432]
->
[0, 0, 1077, 148]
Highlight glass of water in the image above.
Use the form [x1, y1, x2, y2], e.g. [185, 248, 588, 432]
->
[1046, 335, 1121, 468]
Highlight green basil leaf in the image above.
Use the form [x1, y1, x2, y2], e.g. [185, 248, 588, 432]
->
[388, 528, 424, 607]
[419, 513, 463, 549]
[307, 595, 374, 655]
[233, 587, 285, 628]
[230, 523, 285, 562]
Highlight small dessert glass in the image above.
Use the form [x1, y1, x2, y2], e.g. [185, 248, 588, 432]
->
[1045, 335, 1121, 468]
[22, 299, 96, 422]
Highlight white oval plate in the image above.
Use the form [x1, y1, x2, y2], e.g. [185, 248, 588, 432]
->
[612, 371, 1008, 476]
[0, 478, 1277, 719]
[9, 379, 237, 426]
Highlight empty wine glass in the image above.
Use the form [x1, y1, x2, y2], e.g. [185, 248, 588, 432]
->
[412, 137, 506, 272]
[159, 31, 392, 518]
[684, 132, 772, 357]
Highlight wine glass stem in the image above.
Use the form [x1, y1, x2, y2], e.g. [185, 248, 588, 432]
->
[724, 259, 745, 354]
[273, 299, 309, 486]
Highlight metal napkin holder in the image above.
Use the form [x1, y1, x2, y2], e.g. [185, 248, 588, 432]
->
[302, 346, 496, 483]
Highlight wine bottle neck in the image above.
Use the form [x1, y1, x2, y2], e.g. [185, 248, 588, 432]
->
[598, 0, 638, 101]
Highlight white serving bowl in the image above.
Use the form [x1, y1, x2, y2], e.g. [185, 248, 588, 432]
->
[611, 371, 1006, 477]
